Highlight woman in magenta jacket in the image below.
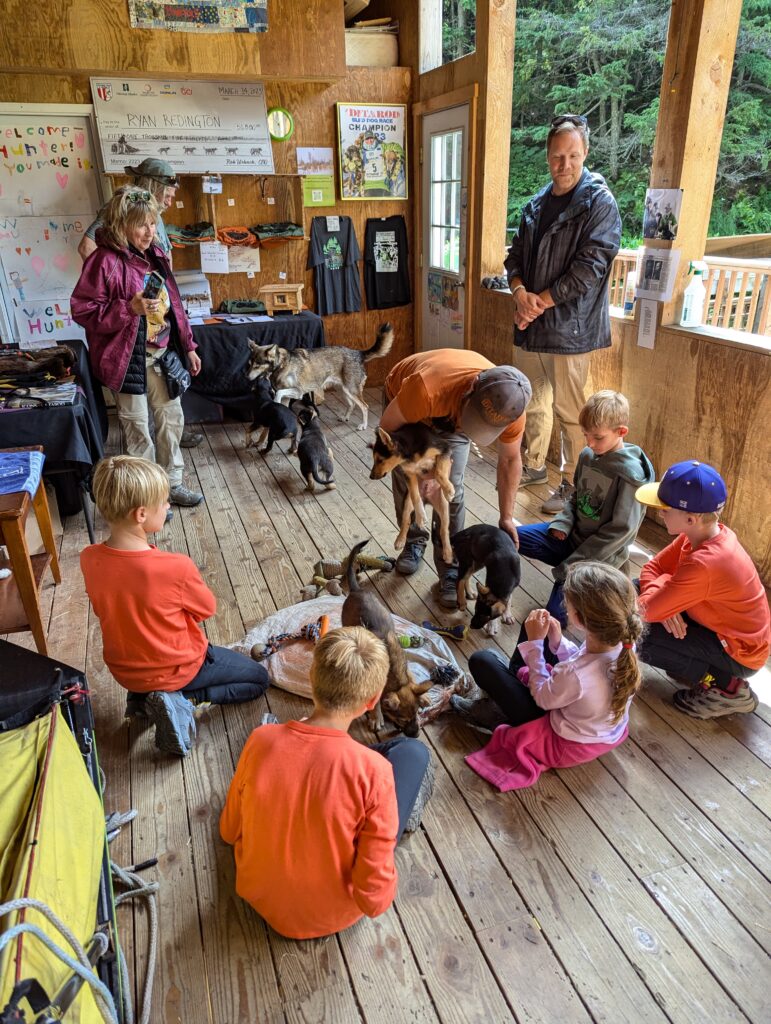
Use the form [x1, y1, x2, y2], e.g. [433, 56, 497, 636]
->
[71, 186, 204, 507]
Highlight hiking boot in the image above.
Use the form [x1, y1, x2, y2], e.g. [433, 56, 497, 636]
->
[542, 480, 574, 515]
[125, 693, 149, 719]
[403, 754, 435, 834]
[169, 484, 204, 507]
[437, 570, 459, 609]
[519, 465, 549, 487]
[395, 541, 426, 575]
[450, 695, 508, 735]
[180, 429, 203, 448]
[145, 691, 197, 756]
[673, 679, 758, 719]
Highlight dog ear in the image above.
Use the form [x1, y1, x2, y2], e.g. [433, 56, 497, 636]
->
[248, 340, 260, 353]
[411, 680, 433, 696]
[377, 427, 393, 448]
[381, 693, 400, 711]
[477, 582, 490, 596]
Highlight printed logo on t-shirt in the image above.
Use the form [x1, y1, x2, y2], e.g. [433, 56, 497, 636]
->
[374, 230, 398, 273]
[323, 236, 343, 271]
[576, 485, 603, 521]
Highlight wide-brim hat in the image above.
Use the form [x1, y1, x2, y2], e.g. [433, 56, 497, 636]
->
[125, 158, 179, 187]
[635, 460, 727, 512]
[459, 366, 532, 446]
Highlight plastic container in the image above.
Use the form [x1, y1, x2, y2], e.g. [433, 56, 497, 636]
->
[680, 261, 708, 327]
[623, 270, 637, 318]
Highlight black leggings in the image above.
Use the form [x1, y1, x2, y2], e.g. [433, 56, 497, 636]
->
[468, 649, 548, 727]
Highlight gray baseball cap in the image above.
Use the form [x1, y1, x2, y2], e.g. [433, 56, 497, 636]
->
[459, 366, 532, 445]
[124, 158, 179, 186]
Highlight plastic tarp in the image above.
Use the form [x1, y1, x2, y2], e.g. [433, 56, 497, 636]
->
[0, 707, 106, 1022]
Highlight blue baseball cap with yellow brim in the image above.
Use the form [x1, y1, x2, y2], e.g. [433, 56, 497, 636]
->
[635, 460, 727, 512]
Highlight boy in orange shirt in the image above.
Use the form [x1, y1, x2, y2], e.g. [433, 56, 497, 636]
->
[220, 626, 433, 939]
[80, 455, 268, 756]
[635, 460, 770, 718]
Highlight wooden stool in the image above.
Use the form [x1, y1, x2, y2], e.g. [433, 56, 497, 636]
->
[0, 446, 61, 655]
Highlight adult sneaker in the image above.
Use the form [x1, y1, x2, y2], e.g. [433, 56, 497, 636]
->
[437, 570, 459, 609]
[673, 679, 758, 718]
[395, 541, 426, 575]
[180, 429, 204, 448]
[519, 465, 548, 487]
[169, 485, 204, 507]
[542, 480, 574, 515]
[450, 695, 508, 734]
[145, 691, 197, 756]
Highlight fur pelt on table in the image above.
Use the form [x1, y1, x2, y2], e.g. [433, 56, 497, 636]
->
[0, 345, 76, 381]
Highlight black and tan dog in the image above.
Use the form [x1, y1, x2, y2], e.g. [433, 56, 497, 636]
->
[291, 393, 335, 492]
[369, 424, 455, 564]
[452, 524, 521, 634]
[341, 539, 432, 736]
[246, 323, 393, 431]
[245, 377, 299, 454]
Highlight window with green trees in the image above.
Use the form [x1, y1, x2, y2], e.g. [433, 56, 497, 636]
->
[508, 0, 770, 248]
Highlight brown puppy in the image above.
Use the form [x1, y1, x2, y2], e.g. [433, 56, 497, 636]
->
[369, 424, 455, 564]
[340, 539, 432, 736]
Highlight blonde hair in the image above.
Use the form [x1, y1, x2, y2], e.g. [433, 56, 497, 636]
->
[563, 562, 645, 725]
[92, 455, 168, 522]
[99, 185, 160, 252]
[699, 510, 721, 525]
[311, 626, 389, 712]
[579, 390, 630, 432]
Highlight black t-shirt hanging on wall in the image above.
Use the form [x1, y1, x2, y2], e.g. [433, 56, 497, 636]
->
[364, 216, 411, 309]
[307, 216, 361, 315]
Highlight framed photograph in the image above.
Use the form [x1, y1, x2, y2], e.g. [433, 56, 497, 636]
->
[337, 103, 408, 201]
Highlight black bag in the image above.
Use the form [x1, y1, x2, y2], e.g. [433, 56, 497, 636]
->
[155, 346, 191, 399]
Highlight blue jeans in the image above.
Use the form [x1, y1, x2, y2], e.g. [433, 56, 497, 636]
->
[179, 644, 269, 704]
[371, 736, 430, 842]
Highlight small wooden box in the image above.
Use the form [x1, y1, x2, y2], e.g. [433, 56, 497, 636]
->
[258, 284, 304, 316]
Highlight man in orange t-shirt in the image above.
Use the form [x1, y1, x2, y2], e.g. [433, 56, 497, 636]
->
[635, 460, 770, 719]
[221, 627, 433, 939]
[381, 349, 531, 606]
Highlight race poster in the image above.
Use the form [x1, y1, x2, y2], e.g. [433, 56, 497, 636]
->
[337, 103, 407, 201]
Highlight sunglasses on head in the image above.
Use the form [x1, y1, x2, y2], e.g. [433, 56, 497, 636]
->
[126, 189, 153, 203]
[551, 113, 588, 128]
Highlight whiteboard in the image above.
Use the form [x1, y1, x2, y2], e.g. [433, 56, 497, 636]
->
[0, 104, 104, 347]
[91, 78, 275, 176]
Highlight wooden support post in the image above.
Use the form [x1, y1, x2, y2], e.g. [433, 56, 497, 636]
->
[650, 0, 743, 325]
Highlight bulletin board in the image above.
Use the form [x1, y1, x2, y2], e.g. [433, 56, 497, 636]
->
[0, 103, 105, 347]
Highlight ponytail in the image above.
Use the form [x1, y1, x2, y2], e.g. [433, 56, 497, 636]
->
[563, 562, 646, 725]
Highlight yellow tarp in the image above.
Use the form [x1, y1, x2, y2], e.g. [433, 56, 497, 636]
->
[0, 707, 107, 1022]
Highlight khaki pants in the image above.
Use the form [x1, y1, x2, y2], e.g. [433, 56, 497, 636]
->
[512, 348, 590, 480]
[113, 352, 185, 487]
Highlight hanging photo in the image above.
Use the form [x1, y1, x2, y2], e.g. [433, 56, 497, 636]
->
[337, 103, 408, 201]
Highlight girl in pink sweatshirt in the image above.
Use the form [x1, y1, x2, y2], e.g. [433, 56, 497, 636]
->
[461, 562, 644, 791]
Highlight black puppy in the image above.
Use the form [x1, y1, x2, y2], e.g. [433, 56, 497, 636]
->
[291, 394, 336, 492]
[245, 377, 298, 454]
[452, 524, 521, 634]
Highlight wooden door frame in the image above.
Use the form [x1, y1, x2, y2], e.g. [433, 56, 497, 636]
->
[413, 84, 479, 351]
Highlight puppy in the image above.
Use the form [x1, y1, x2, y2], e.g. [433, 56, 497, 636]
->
[246, 323, 393, 431]
[341, 539, 432, 736]
[452, 524, 521, 635]
[369, 425, 455, 564]
[292, 394, 336, 492]
[245, 377, 299, 453]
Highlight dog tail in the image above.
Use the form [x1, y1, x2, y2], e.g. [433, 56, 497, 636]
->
[311, 465, 336, 487]
[362, 322, 394, 363]
[344, 538, 370, 592]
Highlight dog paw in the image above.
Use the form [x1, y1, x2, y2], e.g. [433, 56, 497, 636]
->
[501, 612, 515, 625]
[465, 585, 477, 600]
[483, 618, 500, 636]
[395, 532, 407, 550]
[444, 484, 456, 501]
[442, 547, 454, 565]
[356, 422, 367, 431]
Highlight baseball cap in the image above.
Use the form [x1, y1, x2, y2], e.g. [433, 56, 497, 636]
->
[459, 366, 532, 445]
[635, 460, 727, 512]
[124, 158, 179, 187]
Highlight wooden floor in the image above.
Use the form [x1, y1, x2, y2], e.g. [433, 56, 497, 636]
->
[20, 388, 771, 1024]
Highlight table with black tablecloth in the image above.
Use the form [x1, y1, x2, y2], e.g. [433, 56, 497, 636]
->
[0, 339, 106, 531]
[184, 311, 326, 422]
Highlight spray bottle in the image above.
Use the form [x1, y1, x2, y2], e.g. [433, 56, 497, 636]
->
[623, 270, 637, 318]
[680, 260, 708, 327]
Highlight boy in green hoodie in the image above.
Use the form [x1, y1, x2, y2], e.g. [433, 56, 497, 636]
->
[516, 391, 653, 644]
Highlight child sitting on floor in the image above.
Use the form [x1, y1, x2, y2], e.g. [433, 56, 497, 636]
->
[635, 460, 770, 718]
[456, 562, 643, 790]
[220, 626, 434, 940]
[80, 455, 268, 757]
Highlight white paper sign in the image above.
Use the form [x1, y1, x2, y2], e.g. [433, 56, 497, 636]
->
[0, 214, 90, 299]
[228, 245, 261, 274]
[637, 299, 657, 349]
[636, 247, 681, 302]
[326, 216, 340, 232]
[200, 241, 229, 274]
[91, 78, 275, 175]
[14, 297, 86, 348]
[202, 175, 223, 194]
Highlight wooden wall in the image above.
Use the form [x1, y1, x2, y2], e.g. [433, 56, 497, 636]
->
[0, 68, 414, 386]
[0, 0, 346, 82]
[476, 288, 771, 583]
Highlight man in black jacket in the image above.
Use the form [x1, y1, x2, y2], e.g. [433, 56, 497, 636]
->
[505, 115, 621, 514]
